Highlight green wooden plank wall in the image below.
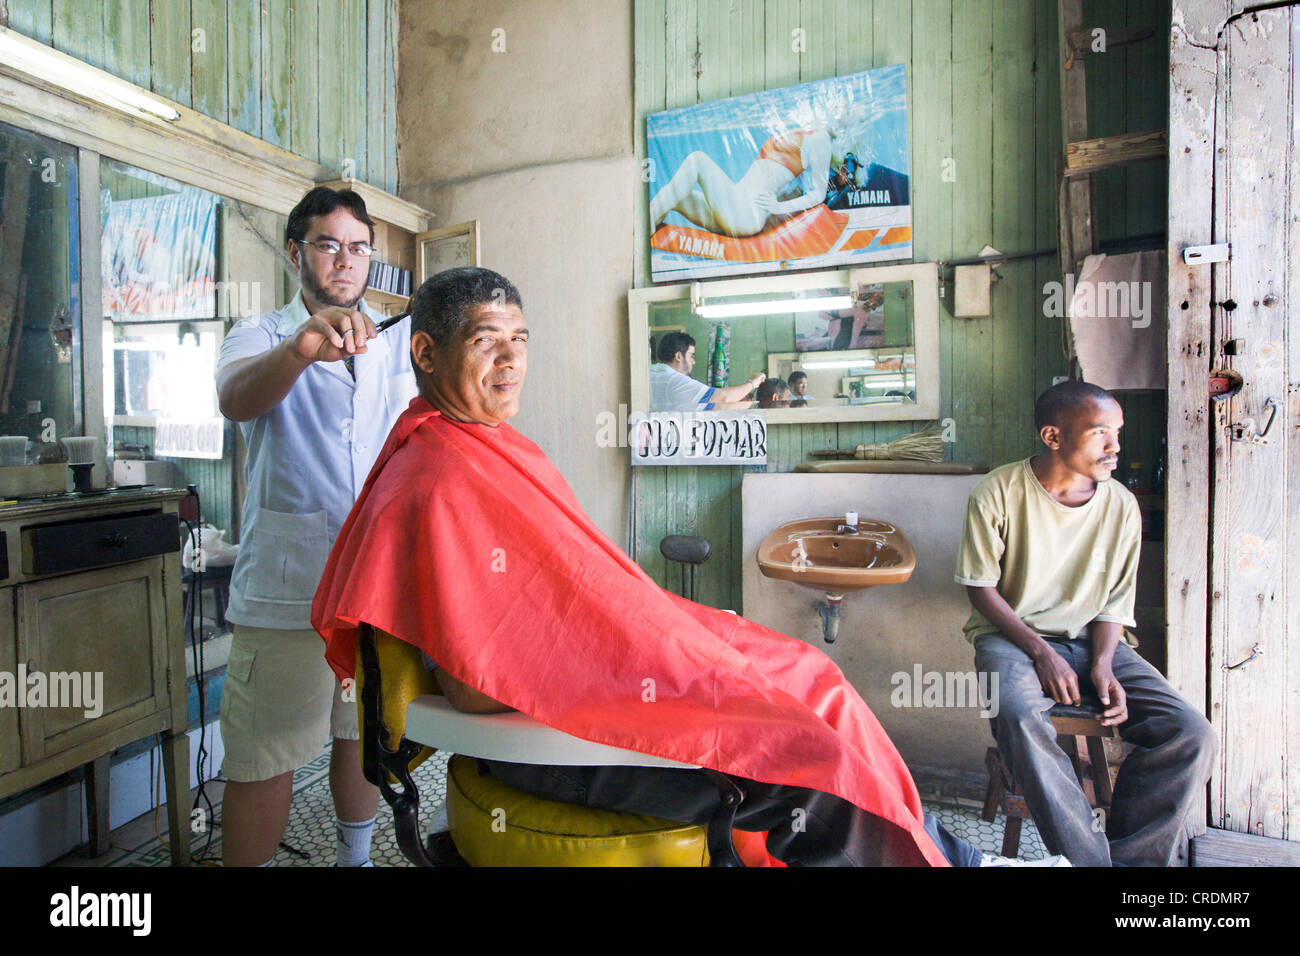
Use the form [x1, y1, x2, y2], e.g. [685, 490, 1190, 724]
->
[3, 2, 400, 538]
[632, 0, 1169, 612]
[2, 0, 399, 190]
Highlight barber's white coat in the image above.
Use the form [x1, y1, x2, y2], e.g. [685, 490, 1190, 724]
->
[216, 290, 417, 628]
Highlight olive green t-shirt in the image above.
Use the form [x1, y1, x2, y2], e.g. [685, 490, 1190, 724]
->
[954, 458, 1141, 644]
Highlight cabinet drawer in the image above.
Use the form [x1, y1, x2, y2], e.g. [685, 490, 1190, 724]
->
[25, 513, 179, 575]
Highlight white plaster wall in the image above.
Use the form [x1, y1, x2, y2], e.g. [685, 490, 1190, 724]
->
[398, 0, 635, 544]
[397, 0, 632, 181]
[742, 472, 991, 775]
[408, 160, 636, 540]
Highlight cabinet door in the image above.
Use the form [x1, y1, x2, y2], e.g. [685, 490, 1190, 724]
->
[16, 559, 168, 764]
[0, 590, 18, 774]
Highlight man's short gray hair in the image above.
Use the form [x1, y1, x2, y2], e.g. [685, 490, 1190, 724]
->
[409, 267, 523, 355]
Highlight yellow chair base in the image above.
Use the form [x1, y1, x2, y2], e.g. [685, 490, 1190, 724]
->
[444, 755, 710, 867]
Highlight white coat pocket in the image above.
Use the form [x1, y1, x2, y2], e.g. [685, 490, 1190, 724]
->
[241, 508, 331, 604]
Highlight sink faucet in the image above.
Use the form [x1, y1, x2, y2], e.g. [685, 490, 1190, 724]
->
[836, 511, 860, 534]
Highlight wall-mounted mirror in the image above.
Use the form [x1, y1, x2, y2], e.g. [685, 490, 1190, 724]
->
[628, 263, 938, 423]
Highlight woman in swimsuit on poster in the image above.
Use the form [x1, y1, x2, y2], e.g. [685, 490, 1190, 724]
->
[649, 123, 866, 238]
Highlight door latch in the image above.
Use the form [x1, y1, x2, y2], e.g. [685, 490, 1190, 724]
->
[1183, 243, 1231, 265]
[1223, 642, 1263, 671]
[1228, 397, 1279, 443]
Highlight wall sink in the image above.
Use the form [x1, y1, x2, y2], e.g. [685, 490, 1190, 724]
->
[756, 516, 916, 594]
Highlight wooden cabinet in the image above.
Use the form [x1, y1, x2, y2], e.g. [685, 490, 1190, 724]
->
[0, 489, 190, 864]
[0, 589, 17, 777]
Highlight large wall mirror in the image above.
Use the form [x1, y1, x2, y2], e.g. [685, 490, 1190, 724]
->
[628, 263, 939, 424]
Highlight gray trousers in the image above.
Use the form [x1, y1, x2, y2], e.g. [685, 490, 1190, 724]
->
[974, 633, 1217, 866]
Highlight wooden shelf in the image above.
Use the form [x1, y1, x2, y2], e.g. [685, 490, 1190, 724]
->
[363, 288, 410, 317]
[316, 178, 432, 235]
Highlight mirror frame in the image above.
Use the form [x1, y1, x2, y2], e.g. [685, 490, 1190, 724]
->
[628, 263, 939, 424]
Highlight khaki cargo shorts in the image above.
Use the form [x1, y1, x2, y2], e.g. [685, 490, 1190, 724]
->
[219, 624, 358, 782]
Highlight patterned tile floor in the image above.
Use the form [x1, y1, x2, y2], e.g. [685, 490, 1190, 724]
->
[52, 745, 1047, 866]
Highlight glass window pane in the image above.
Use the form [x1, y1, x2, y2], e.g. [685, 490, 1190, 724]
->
[99, 159, 289, 539]
[0, 120, 81, 462]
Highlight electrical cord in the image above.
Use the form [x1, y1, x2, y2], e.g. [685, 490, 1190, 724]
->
[178, 487, 312, 864]
[180, 489, 218, 864]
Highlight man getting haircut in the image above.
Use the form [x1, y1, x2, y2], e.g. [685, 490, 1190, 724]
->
[312, 268, 1062, 867]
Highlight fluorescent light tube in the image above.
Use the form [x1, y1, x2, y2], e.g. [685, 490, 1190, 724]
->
[800, 358, 878, 370]
[694, 294, 853, 318]
[0, 26, 181, 121]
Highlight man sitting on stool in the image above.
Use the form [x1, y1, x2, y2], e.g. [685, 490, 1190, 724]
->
[955, 381, 1216, 866]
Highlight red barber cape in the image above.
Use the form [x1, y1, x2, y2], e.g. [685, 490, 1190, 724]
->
[312, 398, 946, 866]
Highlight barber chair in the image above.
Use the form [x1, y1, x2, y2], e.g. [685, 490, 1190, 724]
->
[981, 701, 1123, 857]
[356, 624, 747, 866]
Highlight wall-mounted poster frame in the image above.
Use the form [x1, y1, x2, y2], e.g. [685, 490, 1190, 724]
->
[646, 63, 911, 282]
[417, 220, 480, 281]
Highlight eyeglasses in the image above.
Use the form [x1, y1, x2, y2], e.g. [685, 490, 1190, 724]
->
[295, 237, 375, 257]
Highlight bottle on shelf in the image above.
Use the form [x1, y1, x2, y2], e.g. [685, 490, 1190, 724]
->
[1124, 460, 1146, 494]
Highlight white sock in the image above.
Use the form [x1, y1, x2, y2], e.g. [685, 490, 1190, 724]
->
[335, 815, 377, 867]
[256, 856, 276, 867]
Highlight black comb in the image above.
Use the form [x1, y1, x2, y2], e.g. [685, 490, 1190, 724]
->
[375, 311, 410, 333]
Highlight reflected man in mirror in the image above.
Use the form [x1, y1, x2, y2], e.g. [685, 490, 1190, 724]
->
[755, 377, 791, 409]
[648, 331, 763, 412]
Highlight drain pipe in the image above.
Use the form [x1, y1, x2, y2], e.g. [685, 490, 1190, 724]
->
[816, 593, 844, 643]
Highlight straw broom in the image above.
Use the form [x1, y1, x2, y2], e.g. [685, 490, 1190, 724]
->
[810, 424, 945, 462]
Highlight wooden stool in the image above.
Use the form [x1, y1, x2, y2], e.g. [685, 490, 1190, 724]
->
[981, 702, 1120, 857]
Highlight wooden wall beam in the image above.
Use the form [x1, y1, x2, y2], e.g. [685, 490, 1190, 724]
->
[1064, 127, 1168, 176]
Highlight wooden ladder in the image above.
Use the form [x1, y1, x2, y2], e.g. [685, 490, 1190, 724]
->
[1055, 0, 1167, 364]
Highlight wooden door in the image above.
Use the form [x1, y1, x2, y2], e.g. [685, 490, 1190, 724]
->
[1209, 4, 1300, 841]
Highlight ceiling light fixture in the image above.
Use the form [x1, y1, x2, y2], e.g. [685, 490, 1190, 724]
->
[693, 294, 853, 319]
[0, 26, 181, 122]
[799, 358, 879, 370]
